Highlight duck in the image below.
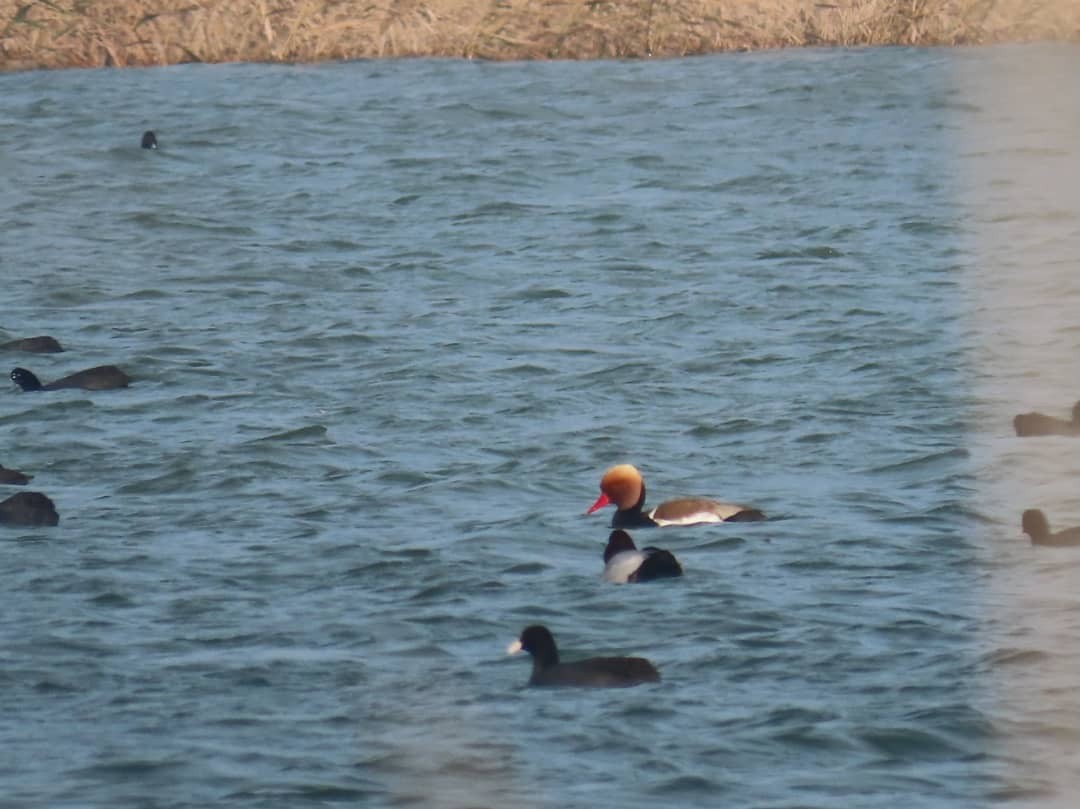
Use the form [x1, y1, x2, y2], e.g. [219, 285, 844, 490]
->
[0, 491, 58, 526]
[1021, 509, 1080, 547]
[0, 464, 31, 485]
[11, 365, 130, 392]
[141, 131, 158, 149]
[506, 624, 660, 688]
[1013, 402, 1080, 437]
[586, 464, 765, 528]
[603, 529, 683, 583]
[0, 336, 63, 353]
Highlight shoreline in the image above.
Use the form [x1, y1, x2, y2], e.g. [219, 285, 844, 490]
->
[1, 0, 1078, 73]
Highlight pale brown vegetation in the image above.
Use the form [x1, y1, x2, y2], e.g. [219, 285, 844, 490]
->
[1, 0, 1077, 71]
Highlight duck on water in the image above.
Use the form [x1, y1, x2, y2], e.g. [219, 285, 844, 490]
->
[1021, 509, 1080, 547]
[1013, 401, 1080, 437]
[507, 625, 660, 688]
[11, 366, 130, 392]
[0, 336, 63, 353]
[0, 492, 58, 527]
[602, 529, 683, 583]
[0, 464, 32, 485]
[587, 464, 765, 528]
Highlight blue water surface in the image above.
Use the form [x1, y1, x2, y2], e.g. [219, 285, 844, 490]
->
[2, 43, 1080, 808]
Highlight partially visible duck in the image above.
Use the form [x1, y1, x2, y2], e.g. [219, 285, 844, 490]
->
[0, 464, 32, 485]
[1014, 402, 1080, 437]
[0, 336, 63, 353]
[141, 130, 158, 149]
[11, 365, 130, 392]
[603, 529, 683, 583]
[586, 464, 765, 528]
[506, 624, 660, 688]
[0, 491, 58, 526]
[1021, 509, 1080, 547]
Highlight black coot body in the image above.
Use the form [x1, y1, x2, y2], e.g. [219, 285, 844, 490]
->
[507, 625, 660, 688]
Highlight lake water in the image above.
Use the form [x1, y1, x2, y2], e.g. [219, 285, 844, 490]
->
[1, 43, 1079, 808]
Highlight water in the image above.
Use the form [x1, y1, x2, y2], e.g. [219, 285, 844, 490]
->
[0, 44, 1078, 807]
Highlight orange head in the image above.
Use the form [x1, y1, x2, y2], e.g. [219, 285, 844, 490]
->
[586, 464, 645, 514]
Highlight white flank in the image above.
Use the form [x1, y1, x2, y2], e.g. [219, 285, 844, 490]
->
[602, 550, 647, 583]
[648, 506, 729, 526]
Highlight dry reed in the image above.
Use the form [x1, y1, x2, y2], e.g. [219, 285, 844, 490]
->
[1, 0, 1077, 72]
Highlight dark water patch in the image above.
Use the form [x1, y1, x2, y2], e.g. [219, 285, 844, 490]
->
[32, 678, 82, 693]
[647, 774, 723, 795]
[755, 245, 845, 260]
[902, 704, 996, 741]
[858, 726, 964, 760]
[281, 237, 366, 252]
[119, 288, 170, 300]
[682, 534, 748, 551]
[980, 647, 1051, 667]
[126, 211, 257, 237]
[773, 724, 856, 752]
[684, 419, 763, 438]
[0, 397, 96, 424]
[115, 466, 198, 494]
[245, 424, 329, 444]
[226, 783, 383, 802]
[862, 448, 971, 475]
[451, 201, 545, 222]
[985, 783, 1059, 802]
[501, 562, 552, 575]
[88, 591, 136, 608]
[508, 285, 573, 302]
[494, 362, 556, 377]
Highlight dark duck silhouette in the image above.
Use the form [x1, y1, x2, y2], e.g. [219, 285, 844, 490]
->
[0, 336, 63, 353]
[0, 464, 32, 485]
[587, 464, 765, 527]
[603, 529, 683, 583]
[0, 492, 58, 526]
[1013, 401, 1080, 437]
[1021, 509, 1080, 547]
[11, 366, 130, 392]
[507, 625, 660, 688]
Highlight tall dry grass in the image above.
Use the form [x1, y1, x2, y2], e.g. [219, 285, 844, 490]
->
[1, 0, 1077, 71]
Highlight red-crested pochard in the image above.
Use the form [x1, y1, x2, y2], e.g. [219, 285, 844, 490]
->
[586, 464, 764, 528]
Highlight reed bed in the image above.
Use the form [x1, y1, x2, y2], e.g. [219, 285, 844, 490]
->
[1, 0, 1078, 71]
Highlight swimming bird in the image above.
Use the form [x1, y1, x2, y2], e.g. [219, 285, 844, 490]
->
[507, 624, 660, 688]
[0, 336, 63, 353]
[586, 464, 765, 528]
[11, 366, 130, 392]
[603, 529, 683, 583]
[141, 131, 158, 149]
[1021, 509, 1080, 547]
[0, 465, 32, 485]
[1013, 402, 1080, 437]
[0, 491, 58, 526]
